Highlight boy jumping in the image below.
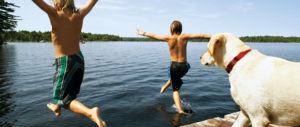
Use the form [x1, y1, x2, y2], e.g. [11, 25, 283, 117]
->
[137, 20, 211, 114]
[32, 0, 106, 126]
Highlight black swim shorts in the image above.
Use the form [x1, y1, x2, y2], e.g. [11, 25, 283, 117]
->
[168, 61, 190, 91]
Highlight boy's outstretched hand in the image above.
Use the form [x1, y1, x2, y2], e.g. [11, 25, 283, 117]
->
[136, 29, 145, 36]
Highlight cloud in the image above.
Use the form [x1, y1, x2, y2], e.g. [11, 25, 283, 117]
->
[234, 2, 254, 12]
[189, 13, 221, 19]
[139, 6, 166, 14]
[98, 5, 126, 11]
[101, 0, 124, 4]
[95, 0, 126, 11]
[141, 7, 153, 11]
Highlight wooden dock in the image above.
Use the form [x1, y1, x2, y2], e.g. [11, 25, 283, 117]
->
[181, 112, 293, 127]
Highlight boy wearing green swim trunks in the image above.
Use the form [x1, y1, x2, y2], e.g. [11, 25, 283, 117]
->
[137, 21, 211, 114]
[32, 0, 106, 126]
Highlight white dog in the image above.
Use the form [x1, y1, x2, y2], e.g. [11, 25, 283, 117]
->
[201, 33, 300, 127]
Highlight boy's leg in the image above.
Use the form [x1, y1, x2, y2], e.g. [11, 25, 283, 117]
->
[173, 90, 184, 114]
[66, 100, 106, 127]
[47, 103, 61, 116]
[160, 80, 171, 94]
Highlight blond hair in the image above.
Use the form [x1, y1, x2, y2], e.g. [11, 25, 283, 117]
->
[53, 0, 76, 12]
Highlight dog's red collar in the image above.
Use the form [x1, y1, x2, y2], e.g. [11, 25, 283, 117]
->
[226, 49, 252, 74]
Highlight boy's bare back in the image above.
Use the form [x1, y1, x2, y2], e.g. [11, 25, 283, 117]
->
[167, 35, 188, 62]
[50, 12, 84, 58]
[32, 0, 98, 58]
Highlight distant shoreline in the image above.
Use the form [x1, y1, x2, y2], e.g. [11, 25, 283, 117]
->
[3, 30, 300, 43]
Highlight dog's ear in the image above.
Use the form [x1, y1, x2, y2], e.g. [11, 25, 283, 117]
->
[208, 34, 225, 56]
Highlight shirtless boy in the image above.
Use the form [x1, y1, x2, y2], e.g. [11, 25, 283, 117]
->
[32, 0, 105, 126]
[137, 20, 211, 114]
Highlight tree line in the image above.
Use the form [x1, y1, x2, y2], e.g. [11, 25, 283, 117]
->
[3, 30, 300, 43]
[121, 36, 300, 42]
[122, 36, 300, 42]
[240, 36, 300, 42]
[4, 30, 122, 42]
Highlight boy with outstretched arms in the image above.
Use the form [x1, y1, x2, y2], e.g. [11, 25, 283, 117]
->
[32, 0, 106, 126]
[137, 20, 211, 114]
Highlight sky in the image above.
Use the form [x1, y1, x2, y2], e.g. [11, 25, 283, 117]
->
[7, 0, 300, 37]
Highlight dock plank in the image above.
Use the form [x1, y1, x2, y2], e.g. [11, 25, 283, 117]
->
[181, 112, 293, 127]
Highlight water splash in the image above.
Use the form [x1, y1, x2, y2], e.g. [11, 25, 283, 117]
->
[171, 99, 194, 114]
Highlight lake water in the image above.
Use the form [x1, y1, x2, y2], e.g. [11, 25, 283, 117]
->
[1, 42, 300, 127]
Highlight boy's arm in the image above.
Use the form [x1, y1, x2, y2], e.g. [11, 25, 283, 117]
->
[32, 0, 57, 17]
[137, 29, 170, 41]
[78, 0, 98, 17]
[182, 34, 211, 40]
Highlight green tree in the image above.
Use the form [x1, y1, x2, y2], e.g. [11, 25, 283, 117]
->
[0, 0, 19, 44]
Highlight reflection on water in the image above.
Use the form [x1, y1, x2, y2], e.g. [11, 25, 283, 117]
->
[0, 44, 17, 127]
[156, 103, 194, 127]
[157, 104, 181, 127]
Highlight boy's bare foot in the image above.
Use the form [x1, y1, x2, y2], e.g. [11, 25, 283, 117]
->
[178, 110, 190, 116]
[89, 107, 106, 127]
[47, 103, 61, 117]
[178, 109, 193, 116]
[178, 110, 185, 114]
